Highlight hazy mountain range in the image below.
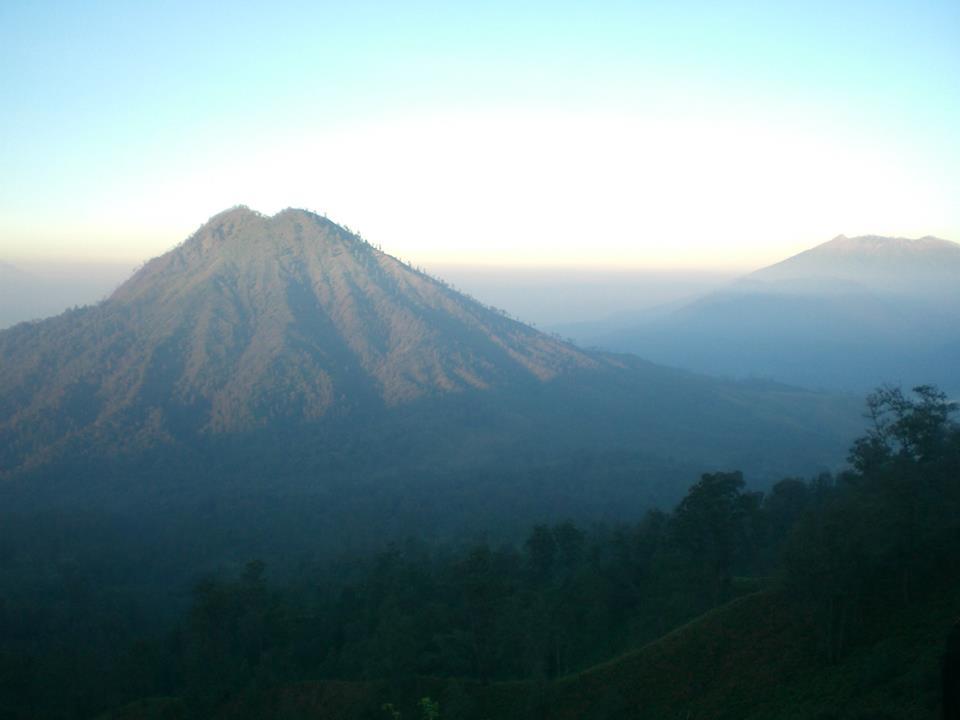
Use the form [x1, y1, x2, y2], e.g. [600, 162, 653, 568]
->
[556, 234, 960, 395]
[7, 229, 955, 400]
[0, 208, 860, 557]
[0, 258, 133, 330]
[0, 261, 39, 329]
[420, 265, 737, 327]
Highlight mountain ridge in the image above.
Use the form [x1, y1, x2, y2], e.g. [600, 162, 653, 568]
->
[0, 207, 604, 474]
[566, 233, 960, 395]
[742, 233, 960, 296]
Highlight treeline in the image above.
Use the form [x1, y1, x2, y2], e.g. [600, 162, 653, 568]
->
[785, 385, 960, 661]
[1, 385, 958, 719]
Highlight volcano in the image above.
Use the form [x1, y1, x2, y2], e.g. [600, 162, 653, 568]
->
[0, 206, 596, 469]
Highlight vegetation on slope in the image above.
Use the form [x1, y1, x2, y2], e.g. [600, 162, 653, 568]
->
[2, 385, 950, 720]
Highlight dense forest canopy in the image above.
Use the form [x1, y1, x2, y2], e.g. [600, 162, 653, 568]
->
[1, 385, 957, 719]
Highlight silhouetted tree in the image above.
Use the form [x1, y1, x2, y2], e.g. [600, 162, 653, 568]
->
[673, 471, 751, 604]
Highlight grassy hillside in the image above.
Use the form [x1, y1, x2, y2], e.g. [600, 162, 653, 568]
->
[541, 588, 953, 720]
[101, 586, 956, 720]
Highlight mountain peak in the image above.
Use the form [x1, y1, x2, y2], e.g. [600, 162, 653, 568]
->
[200, 205, 330, 227]
[745, 233, 960, 296]
[816, 233, 956, 254]
[187, 206, 341, 247]
[114, 206, 367, 301]
[208, 203, 262, 220]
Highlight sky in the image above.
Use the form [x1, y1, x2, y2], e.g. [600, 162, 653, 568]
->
[1, 0, 958, 270]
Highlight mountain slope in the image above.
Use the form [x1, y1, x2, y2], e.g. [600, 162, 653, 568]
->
[0, 210, 863, 568]
[573, 235, 960, 395]
[0, 208, 860, 480]
[0, 207, 596, 472]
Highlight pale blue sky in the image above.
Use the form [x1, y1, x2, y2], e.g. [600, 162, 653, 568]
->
[1, 1, 958, 267]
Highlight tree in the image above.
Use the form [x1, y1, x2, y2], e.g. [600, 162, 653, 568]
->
[672, 471, 752, 605]
[418, 696, 440, 720]
[851, 384, 957, 471]
[525, 525, 557, 583]
[849, 385, 958, 604]
[762, 478, 810, 565]
[786, 385, 960, 660]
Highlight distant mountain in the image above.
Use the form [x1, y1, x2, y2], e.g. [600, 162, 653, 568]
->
[569, 235, 960, 395]
[0, 260, 24, 276]
[0, 261, 36, 328]
[0, 208, 860, 560]
[0, 258, 133, 330]
[741, 234, 960, 297]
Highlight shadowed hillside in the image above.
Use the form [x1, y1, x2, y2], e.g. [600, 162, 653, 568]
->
[3, 377, 954, 720]
[565, 235, 960, 395]
[98, 587, 958, 720]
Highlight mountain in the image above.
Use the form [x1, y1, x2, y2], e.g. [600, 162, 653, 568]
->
[567, 235, 960, 395]
[0, 206, 594, 467]
[743, 233, 960, 297]
[0, 208, 862, 570]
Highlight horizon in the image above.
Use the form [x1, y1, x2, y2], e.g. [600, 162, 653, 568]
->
[2, 207, 957, 331]
[2, 202, 957, 272]
[2, 1, 958, 269]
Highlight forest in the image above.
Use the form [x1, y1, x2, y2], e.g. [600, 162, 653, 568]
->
[0, 384, 957, 719]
